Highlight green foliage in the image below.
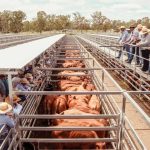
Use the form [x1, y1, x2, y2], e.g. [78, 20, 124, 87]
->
[0, 10, 150, 33]
[10, 10, 26, 33]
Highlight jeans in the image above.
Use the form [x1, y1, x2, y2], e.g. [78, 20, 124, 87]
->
[117, 46, 125, 58]
[129, 46, 140, 64]
[117, 45, 131, 60]
[141, 49, 150, 71]
[124, 44, 131, 60]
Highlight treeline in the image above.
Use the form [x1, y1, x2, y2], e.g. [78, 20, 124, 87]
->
[0, 10, 150, 33]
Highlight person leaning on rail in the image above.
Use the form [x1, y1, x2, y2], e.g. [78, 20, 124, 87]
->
[126, 24, 143, 65]
[0, 102, 15, 150]
[16, 78, 31, 101]
[136, 27, 150, 73]
[116, 26, 129, 59]
[120, 28, 131, 61]
[5, 95, 22, 115]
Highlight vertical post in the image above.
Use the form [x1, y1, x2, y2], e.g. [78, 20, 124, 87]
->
[92, 59, 95, 68]
[17, 118, 23, 150]
[118, 93, 126, 150]
[102, 69, 104, 90]
[8, 73, 13, 107]
[32, 60, 35, 78]
[121, 47, 124, 64]
[134, 46, 137, 74]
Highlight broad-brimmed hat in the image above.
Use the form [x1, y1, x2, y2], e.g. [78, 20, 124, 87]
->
[0, 102, 12, 114]
[5, 95, 21, 104]
[25, 73, 33, 79]
[20, 78, 29, 84]
[141, 27, 149, 35]
[130, 24, 136, 28]
[137, 24, 143, 30]
[120, 26, 126, 29]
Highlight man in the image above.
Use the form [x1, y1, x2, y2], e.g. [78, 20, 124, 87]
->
[0, 75, 9, 97]
[5, 95, 22, 115]
[136, 27, 150, 72]
[0, 102, 15, 149]
[0, 79, 6, 101]
[116, 26, 129, 59]
[121, 28, 131, 61]
[16, 78, 31, 101]
[126, 24, 143, 64]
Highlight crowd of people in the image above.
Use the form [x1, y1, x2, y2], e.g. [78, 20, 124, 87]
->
[117, 24, 150, 73]
[0, 51, 51, 147]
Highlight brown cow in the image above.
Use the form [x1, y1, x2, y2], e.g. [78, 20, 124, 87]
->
[51, 95, 68, 114]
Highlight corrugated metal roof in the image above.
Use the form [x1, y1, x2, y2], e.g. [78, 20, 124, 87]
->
[0, 34, 65, 70]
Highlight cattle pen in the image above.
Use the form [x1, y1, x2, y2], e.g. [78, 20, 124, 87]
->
[0, 34, 150, 150]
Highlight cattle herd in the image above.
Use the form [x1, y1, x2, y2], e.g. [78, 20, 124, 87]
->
[43, 48, 109, 150]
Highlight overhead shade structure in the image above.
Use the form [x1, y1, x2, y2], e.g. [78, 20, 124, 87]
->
[0, 34, 65, 70]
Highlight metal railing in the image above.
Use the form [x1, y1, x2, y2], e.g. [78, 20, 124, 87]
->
[0, 35, 149, 150]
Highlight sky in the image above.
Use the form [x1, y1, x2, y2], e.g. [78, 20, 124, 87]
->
[0, 0, 150, 21]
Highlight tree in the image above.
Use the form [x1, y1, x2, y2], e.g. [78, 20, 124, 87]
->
[91, 11, 107, 31]
[141, 17, 150, 28]
[54, 15, 71, 30]
[45, 14, 56, 31]
[0, 10, 12, 33]
[23, 21, 30, 32]
[72, 12, 90, 32]
[10, 10, 26, 33]
[36, 11, 47, 33]
[102, 19, 112, 32]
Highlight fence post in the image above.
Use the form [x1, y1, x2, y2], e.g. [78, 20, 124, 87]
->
[118, 92, 126, 150]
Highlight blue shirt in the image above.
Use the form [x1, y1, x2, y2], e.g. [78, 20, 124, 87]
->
[16, 83, 31, 91]
[13, 104, 22, 115]
[118, 30, 129, 43]
[0, 115, 15, 128]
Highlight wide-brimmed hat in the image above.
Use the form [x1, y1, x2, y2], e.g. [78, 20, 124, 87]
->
[141, 27, 149, 34]
[137, 24, 143, 30]
[20, 78, 29, 84]
[0, 102, 12, 114]
[25, 73, 33, 79]
[130, 24, 136, 28]
[5, 95, 21, 104]
[120, 26, 126, 29]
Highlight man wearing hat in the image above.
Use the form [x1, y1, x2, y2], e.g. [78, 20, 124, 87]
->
[116, 26, 129, 59]
[0, 102, 15, 148]
[16, 78, 31, 101]
[16, 78, 31, 91]
[0, 102, 15, 132]
[136, 27, 150, 72]
[5, 95, 22, 115]
[126, 24, 142, 64]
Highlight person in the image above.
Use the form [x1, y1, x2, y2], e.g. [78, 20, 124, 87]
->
[0, 92, 4, 102]
[136, 27, 150, 72]
[24, 63, 33, 74]
[0, 75, 9, 97]
[0, 78, 6, 100]
[16, 78, 31, 91]
[16, 78, 31, 101]
[5, 95, 22, 115]
[0, 102, 15, 149]
[12, 77, 21, 90]
[25, 73, 35, 87]
[0, 102, 15, 131]
[116, 26, 129, 59]
[121, 28, 131, 61]
[126, 24, 143, 64]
